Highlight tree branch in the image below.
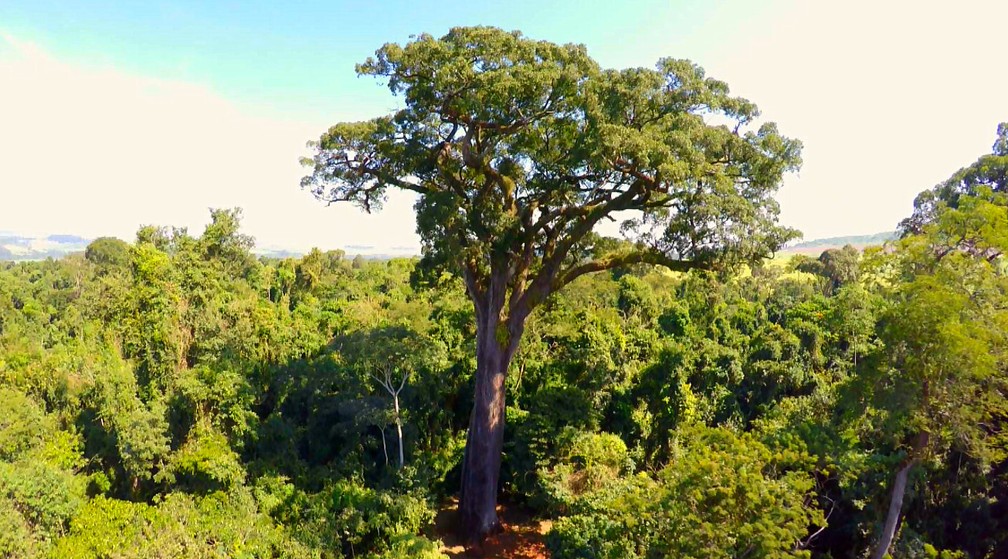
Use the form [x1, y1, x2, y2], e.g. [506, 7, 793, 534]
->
[555, 250, 702, 291]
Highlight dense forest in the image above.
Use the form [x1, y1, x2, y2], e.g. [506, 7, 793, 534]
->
[2, 28, 1007, 559]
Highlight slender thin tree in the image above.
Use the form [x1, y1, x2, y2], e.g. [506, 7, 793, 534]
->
[371, 361, 408, 469]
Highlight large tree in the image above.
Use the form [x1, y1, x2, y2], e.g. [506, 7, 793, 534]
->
[864, 187, 1008, 559]
[301, 26, 801, 542]
[900, 123, 1008, 235]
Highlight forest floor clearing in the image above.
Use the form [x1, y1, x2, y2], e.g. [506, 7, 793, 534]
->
[434, 499, 551, 558]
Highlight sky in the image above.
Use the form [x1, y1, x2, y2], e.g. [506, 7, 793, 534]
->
[1, 0, 1005, 253]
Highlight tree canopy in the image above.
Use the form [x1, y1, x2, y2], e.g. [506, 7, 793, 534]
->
[302, 26, 801, 318]
[900, 123, 1008, 235]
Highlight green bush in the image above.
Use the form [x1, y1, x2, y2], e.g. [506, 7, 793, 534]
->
[158, 421, 246, 493]
[0, 495, 43, 558]
[545, 473, 655, 558]
[648, 427, 822, 558]
[547, 427, 823, 559]
[547, 513, 641, 559]
[540, 430, 632, 512]
[54, 490, 312, 559]
[0, 460, 83, 542]
[0, 388, 53, 461]
[368, 534, 447, 559]
[50, 496, 154, 559]
[275, 479, 435, 558]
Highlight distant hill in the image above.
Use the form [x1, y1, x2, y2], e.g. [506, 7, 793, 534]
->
[45, 234, 90, 244]
[0, 232, 419, 262]
[782, 231, 897, 255]
[0, 233, 91, 261]
[1, 229, 898, 262]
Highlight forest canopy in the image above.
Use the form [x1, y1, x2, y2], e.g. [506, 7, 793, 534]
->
[0, 26, 1005, 559]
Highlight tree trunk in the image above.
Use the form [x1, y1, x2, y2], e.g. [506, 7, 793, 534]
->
[393, 395, 404, 469]
[871, 460, 915, 559]
[459, 314, 516, 545]
[380, 427, 388, 466]
[872, 430, 928, 559]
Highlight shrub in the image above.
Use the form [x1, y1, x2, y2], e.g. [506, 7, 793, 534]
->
[540, 430, 631, 512]
[54, 490, 312, 559]
[547, 427, 824, 559]
[0, 388, 52, 461]
[0, 460, 83, 541]
[275, 479, 436, 557]
[0, 495, 42, 558]
[157, 421, 246, 493]
[368, 534, 448, 559]
[547, 514, 641, 559]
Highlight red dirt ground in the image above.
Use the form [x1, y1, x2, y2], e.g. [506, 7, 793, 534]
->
[434, 499, 551, 559]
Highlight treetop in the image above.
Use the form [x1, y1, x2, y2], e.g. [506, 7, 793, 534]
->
[302, 26, 801, 317]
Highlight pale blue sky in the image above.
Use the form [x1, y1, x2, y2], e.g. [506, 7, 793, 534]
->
[1, 1, 1005, 252]
[0, 0, 776, 120]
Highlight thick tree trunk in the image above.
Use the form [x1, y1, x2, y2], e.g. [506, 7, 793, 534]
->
[871, 460, 915, 559]
[459, 315, 515, 544]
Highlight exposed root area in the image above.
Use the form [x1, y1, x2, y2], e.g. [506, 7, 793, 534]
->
[434, 499, 551, 559]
